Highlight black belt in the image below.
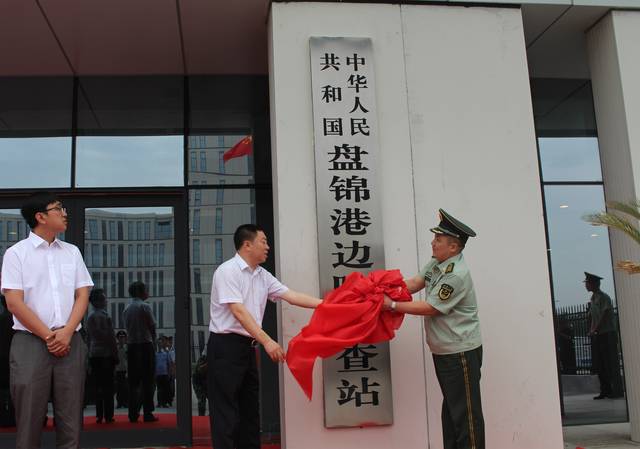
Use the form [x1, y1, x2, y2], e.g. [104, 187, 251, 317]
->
[212, 332, 258, 347]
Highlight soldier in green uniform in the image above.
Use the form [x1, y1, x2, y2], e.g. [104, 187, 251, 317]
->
[385, 209, 484, 449]
[585, 272, 623, 399]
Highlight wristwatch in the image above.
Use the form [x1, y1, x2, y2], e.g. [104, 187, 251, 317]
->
[390, 301, 397, 311]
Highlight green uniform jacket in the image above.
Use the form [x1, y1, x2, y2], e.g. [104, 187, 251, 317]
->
[590, 290, 616, 334]
[419, 253, 482, 355]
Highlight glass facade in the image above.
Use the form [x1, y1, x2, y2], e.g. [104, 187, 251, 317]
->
[532, 79, 627, 426]
[0, 75, 274, 448]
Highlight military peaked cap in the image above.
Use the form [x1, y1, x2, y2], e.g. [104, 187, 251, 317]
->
[430, 209, 476, 245]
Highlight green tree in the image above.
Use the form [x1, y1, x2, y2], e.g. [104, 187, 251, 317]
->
[584, 200, 640, 274]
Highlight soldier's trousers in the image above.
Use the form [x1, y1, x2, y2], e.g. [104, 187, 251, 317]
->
[433, 346, 485, 449]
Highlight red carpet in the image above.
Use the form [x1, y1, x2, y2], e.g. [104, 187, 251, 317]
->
[1, 414, 280, 448]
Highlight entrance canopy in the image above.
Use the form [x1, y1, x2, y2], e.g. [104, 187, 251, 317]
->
[0, 0, 270, 76]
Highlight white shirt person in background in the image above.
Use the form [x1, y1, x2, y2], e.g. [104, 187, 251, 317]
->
[1, 191, 93, 449]
[207, 224, 322, 449]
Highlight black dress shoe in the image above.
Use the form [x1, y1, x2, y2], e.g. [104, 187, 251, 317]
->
[129, 416, 139, 423]
[143, 414, 159, 422]
[96, 417, 103, 424]
[593, 394, 608, 400]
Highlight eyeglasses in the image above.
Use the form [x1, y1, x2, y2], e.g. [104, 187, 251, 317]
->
[43, 206, 66, 214]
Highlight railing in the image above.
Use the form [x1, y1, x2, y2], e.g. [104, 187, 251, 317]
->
[555, 303, 620, 375]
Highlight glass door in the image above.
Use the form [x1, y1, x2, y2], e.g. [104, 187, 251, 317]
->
[0, 193, 190, 449]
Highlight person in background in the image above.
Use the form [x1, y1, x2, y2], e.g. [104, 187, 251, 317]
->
[123, 281, 157, 423]
[86, 288, 118, 423]
[585, 272, 624, 400]
[114, 330, 129, 408]
[155, 336, 171, 408]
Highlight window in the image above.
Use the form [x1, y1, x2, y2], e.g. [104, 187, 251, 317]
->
[118, 272, 124, 298]
[137, 244, 143, 267]
[74, 76, 184, 188]
[156, 221, 171, 239]
[128, 244, 134, 266]
[218, 151, 225, 175]
[196, 297, 204, 325]
[144, 221, 151, 240]
[88, 220, 98, 239]
[128, 221, 135, 239]
[215, 208, 223, 234]
[216, 182, 225, 205]
[194, 189, 202, 207]
[136, 222, 142, 240]
[191, 151, 198, 172]
[144, 244, 151, 266]
[193, 239, 200, 264]
[532, 78, 625, 426]
[200, 152, 207, 173]
[110, 244, 117, 267]
[118, 244, 124, 267]
[193, 209, 200, 234]
[91, 244, 100, 267]
[109, 221, 116, 241]
[215, 239, 223, 264]
[159, 243, 165, 266]
[194, 268, 201, 294]
[153, 244, 158, 266]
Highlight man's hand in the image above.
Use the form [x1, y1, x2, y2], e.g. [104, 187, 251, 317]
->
[46, 327, 73, 357]
[263, 339, 285, 363]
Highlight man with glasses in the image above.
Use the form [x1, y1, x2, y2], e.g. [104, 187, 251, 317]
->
[1, 192, 94, 449]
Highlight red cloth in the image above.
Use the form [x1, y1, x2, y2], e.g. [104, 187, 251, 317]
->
[223, 135, 253, 162]
[285, 269, 411, 400]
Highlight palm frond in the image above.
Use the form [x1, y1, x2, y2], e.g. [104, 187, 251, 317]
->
[606, 200, 640, 221]
[617, 261, 640, 274]
[583, 211, 640, 246]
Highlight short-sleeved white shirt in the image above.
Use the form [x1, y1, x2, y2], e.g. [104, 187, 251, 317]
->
[1, 232, 94, 332]
[209, 253, 288, 336]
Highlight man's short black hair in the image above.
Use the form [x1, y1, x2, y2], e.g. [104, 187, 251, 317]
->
[233, 224, 265, 250]
[128, 281, 147, 299]
[21, 191, 62, 229]
[89, 288, 106, 308]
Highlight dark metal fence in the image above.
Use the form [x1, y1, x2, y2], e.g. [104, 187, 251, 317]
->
[555, 303, 620, 375]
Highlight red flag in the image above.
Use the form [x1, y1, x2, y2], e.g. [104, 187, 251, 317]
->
[285, 269, 411, 400]
[223, 135, 253, 163]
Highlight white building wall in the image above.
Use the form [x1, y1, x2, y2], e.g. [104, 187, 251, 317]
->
[269, 2, 563, 448]
[587, 10, 640, 442]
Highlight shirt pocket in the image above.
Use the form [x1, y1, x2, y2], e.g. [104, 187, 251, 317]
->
[61, 263, 75, 287]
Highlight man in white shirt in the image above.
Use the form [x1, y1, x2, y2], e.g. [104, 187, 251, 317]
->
[208, 224, 322, 449]
[1, 192, 94, 449]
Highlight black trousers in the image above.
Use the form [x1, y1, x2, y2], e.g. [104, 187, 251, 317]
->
[115, 371, 128, 407]
[127, 343, 155, 421]
[207, 332, 260, 449]
[593, 332, 623, 397]
[89, 357, 115, 421]
[433, 346, 485, 449]
[156, 375, 170, 407]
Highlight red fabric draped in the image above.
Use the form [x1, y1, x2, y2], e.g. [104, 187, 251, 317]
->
[285, 269, 411, 400]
